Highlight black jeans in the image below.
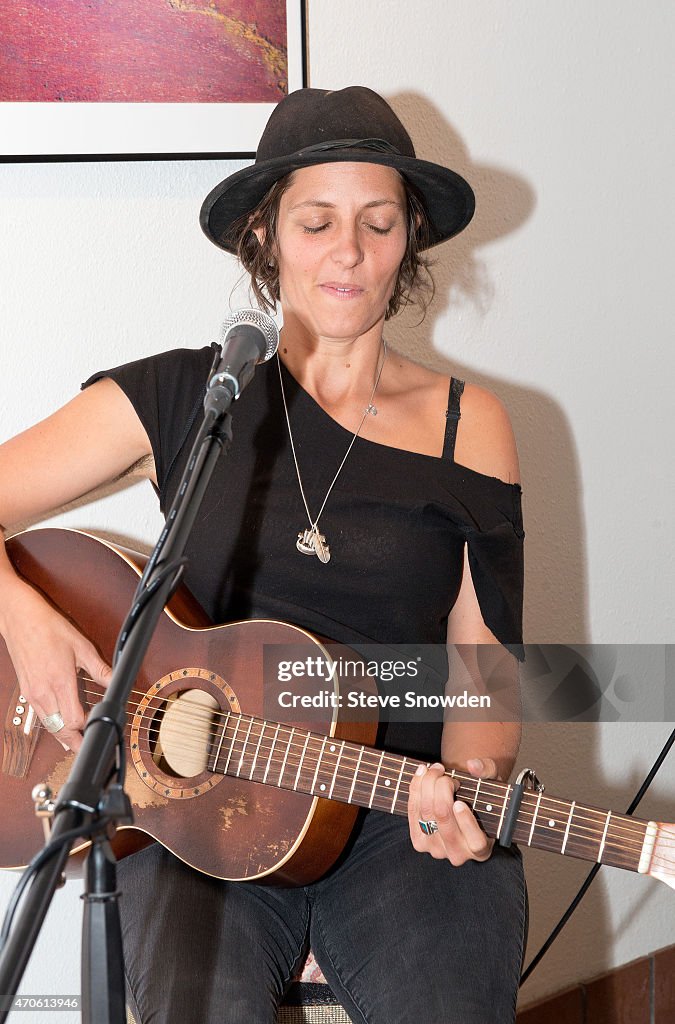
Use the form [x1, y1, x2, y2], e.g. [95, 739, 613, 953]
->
[120, 811, 527, 1024]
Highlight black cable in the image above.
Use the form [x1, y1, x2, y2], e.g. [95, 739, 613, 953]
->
[520, 725, 675, 985]
[113, 559, 186, 664]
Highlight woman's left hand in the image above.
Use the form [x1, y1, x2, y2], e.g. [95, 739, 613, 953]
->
[407, 758, 497, 865]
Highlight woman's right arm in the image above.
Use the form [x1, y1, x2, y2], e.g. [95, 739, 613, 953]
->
[0, 378, 154, 750]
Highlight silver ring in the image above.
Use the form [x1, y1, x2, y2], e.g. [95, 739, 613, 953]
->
[43, 711, 65, 734]
[418, 819, 439, 836]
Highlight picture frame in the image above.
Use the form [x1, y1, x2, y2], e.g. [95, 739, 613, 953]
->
[0, 0, 307, 159]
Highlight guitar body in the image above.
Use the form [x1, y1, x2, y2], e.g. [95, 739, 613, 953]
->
[0, 529, 377, 885]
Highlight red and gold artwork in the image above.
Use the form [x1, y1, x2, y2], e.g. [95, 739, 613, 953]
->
[0, 0, 288, 103]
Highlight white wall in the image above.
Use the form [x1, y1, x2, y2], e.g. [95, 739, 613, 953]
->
[0, 0, 673, 1017]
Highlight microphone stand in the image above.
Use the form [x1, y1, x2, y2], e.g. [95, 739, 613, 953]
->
[0, 364, 246, 1024]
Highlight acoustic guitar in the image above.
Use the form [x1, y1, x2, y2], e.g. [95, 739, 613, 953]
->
[1, 529, 673, 889]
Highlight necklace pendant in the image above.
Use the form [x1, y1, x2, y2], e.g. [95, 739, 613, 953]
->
[296, 527, 331, 563]
[365, 403, 378, 416]
[311, 528, 331, 563]
[297, 529, 316, 556]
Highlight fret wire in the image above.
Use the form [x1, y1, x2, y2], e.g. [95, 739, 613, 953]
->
[369, 751, 385, 809]
[277, 726, 295, 788]
[597, 811, 612, 863]
[262, 723, 280, 784]
[294, 732, 311, 792]
[317, 742, 339, 796]
[222, 715, 242, 777]
[249, 719, 266, 779]
[527, 789, 543, 847]
[210, 711, 230, 773]
[392, 756, 407, 814]
[237, 717, 254, 777]
[560, 802, 576, 856]
[496, 785, 511, 840]
[329, 741, 346, 800]
[311, 736, 328, 795]
[348, 747, 365, 804]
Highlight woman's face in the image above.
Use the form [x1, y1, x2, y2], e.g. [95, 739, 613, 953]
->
[273, 162, 408, 343]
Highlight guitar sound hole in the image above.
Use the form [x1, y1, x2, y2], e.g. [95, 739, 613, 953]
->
[151, 687, 220, 779]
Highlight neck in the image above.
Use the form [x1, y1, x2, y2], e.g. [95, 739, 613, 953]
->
[279, 315, 386, 409]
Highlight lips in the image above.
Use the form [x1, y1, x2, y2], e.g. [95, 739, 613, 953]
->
[319, 283, 365, 299]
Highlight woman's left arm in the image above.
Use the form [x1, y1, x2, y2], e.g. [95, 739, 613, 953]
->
[407, 384, 522, 865]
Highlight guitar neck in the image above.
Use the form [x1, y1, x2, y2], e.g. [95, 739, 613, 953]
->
[208, 713, 652, 875]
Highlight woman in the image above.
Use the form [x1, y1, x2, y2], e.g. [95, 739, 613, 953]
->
[0, 87, 526, 1022]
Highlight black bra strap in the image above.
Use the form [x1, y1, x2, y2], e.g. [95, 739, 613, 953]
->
[442, 377, 465, 461]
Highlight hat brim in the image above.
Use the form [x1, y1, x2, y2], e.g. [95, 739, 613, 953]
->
[200, 150, 475, 254]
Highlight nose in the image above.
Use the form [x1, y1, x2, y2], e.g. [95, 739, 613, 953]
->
[330, 222, 364, 268]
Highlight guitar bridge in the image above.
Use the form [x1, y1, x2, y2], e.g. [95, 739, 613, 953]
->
[2, 686, 40, 778]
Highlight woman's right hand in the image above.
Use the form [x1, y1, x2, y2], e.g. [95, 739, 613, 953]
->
[0, 577, 112, 751]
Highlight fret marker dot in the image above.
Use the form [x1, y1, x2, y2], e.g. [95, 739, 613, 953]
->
[384, 779, 391, 786]
[329, 745, 336, 753]
[548, 819, 556, 828]
[486, 804, 493, 812]
[320, 784, 326, 791]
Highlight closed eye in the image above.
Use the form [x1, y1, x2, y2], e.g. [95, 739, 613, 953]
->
[302, 223, 394, 236]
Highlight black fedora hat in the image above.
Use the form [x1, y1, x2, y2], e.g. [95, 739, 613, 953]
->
[200, 86, 475, 253]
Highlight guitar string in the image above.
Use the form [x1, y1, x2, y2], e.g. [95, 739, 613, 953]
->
[53, 728, 672, 867]
[77, 680, 653, 839]
[73, 682, 666, 847]
[64, 686, 672, 859]
[74, 680, 664, 840]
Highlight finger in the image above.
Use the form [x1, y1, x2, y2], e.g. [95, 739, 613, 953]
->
[412, 764, 458, 856]
[418, 764, 455, 829]
[408, 763, 432, 850]
[452, 800, 494, 861]
[425, 770, 468, 861]
[408, 763, 449, 850]
[32, 696, 82, 752]
[30, 661, 85, 752]
[466, 757, 498, 779]
[75, 637, 113, 690]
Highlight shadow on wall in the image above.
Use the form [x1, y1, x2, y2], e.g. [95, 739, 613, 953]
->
[381, 90, 641, 994]
[383, 90, 588, 649]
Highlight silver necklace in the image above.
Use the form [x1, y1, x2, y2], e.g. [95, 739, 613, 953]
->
[277, 340, 387, 564]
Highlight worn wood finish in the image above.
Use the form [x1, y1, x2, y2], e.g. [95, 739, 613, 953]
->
[1, 529, 377, 884]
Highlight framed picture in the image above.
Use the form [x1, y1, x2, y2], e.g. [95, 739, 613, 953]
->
[0, 0, 307, 159]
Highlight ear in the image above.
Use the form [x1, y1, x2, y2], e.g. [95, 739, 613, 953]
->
[252, 225, 265, 246]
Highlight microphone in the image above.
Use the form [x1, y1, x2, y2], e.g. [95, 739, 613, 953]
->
[205, 308, 279, 414]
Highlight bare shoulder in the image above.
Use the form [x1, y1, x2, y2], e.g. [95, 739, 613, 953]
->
[381, 352, 520, 478]
[455, 382, 521, 485]
[385, 349, 447, 399]
[379, 350, 450, 455]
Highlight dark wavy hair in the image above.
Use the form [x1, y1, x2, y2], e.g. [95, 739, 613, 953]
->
[227, 171, 435, 320]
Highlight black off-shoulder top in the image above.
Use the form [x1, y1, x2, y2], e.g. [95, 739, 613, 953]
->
[84, 345, 524, 760]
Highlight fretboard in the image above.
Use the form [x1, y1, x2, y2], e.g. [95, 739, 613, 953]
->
[207, 712, 650, 874]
